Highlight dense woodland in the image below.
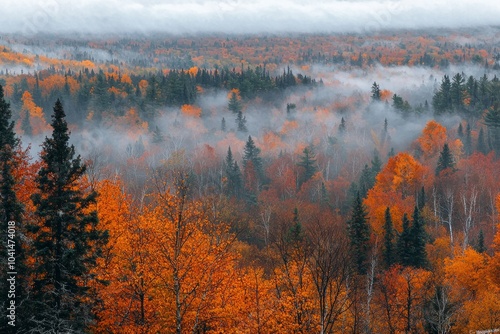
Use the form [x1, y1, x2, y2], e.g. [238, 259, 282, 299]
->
[1, 30, 500, 333]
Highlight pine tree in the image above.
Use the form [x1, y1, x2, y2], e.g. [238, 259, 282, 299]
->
[348, 193, 371, 275]
[28, 99, 108, 332]
[297, 146, 317, 186]
[338, 117, 346, 134]
[228, 91, 242, 114]
[382, 207, 395, 269]
[358, 164, 372, 198]
[243, 136, 263, 179]
[409, 206, 428, 268]
[396, 213, 413, 267]
[236, 109, 247, 132]
[435, 143, 455, 176]
[224, 146, 242, 198]
[457, 123, 464, 138]
[371, 82, 381, 101]
[152, 125, 164, 143]
[0, 85, 27, 333]
[221, 117, 226, 131]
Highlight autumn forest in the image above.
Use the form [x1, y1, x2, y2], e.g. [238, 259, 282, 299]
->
[2, 28, 500, 333]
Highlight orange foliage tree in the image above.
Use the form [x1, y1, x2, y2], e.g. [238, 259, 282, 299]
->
[365, 152, 432, 235]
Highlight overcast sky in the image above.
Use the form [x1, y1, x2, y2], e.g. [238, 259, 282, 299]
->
[1, 0, 499, 35]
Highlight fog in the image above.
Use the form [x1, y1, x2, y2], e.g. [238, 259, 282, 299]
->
[2, 0, 500, 35]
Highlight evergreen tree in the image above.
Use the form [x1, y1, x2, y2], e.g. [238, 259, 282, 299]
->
[224, 147, 242, 198]
[382, 207, 396, 269]
[152, 125, 164, 144]
[348, 193, 371, 275]
[457, 123, 464, 138]
[297, 146, 317, 186]
[338, 117, 346, 134]
[371, 151, 382, 176]
[371, 82, 381, 101]
[243, 136, 263, 179]
[236, 109, 247, 132]
[28, 99, 108, 332]
[221, 117, 226, 131]
[475, 229, 486, 253]
[477, 127, 489, 154]
[484, 104, 500, 153]
[433, 75, 452, 114]
[21, 109, 32, 136]
[435, 143, 455, 176]
[358, 164, 372, 198]
[409, 206, 428, 268]
[396, 213, 413, 267]
[0, 85, 27, 333]
[228, 91, 242, 114]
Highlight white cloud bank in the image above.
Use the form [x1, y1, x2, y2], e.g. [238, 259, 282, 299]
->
[1, 0, 499, 35]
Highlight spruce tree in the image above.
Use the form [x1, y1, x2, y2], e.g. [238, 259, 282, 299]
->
[0, 85, 27, 333]
[435, 143, 455, 176]
[224, 147, 242, 198]
[409, 206, 428, 268]
[28, 99, 108, 332]
[236, 109, 247, 132]
[348, 193, 371, 275]
[221, 117, 226, 131]
[297, 146, 317, 186]
[371, 82, 381, 101]
[382, 207, 395, 269]
[228, 91, 242, 114]
[396, 213, 413, 267]
[243, 136, 263, 179]
[338, 117, 346, 134]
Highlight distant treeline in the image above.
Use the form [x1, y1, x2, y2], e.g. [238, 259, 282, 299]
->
[6, 65, 315, 124]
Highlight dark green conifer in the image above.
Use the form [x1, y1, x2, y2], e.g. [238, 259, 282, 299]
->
[28, 99, 108, 332]
[348, 193, 371, 275]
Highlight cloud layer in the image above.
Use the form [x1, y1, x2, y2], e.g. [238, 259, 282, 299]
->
[2, 0, 500, 35]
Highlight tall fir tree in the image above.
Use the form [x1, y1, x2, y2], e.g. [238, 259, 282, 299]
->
[224, 146, 242, 198]
[409, 206, 428, 268]
[396, 213, 413, 267]
[28, 99, 108, 332]
[228, 91, 242, 114]
[382, 207, 396, 269]
[297, 146, 317, 186]
[435, 143, 455, 176]
[348, 193, 371, 275]
[236, 109, 247, 132]
[0, 84, 28, 333]
[371, 82, 381, 101]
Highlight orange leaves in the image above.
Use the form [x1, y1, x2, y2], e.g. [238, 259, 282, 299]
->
[365, 152, 432, 235]
[416, 120, 447, 160]
[181, 104, 202, 117]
